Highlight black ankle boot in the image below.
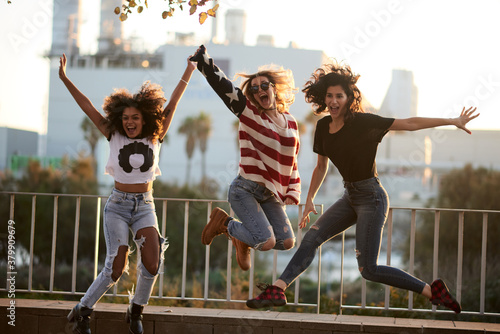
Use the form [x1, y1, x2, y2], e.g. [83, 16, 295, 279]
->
[126, 303, 144, 334]
[67, 303, 93, 334]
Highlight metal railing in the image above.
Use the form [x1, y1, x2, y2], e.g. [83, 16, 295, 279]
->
[1, 191, 499, 317]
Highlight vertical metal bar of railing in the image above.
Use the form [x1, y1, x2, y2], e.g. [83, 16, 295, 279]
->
[480, 213, 488, 314]
[361, 277, 366, 308]
[248, 250, 254, 299]
[339, 230, 345, 315]
[158, 200, 167, 298]
[181, 201, 189, 299]
[457, 211, 464, 304]
[28, 195, 36, 291]
[226, 237, 232, 301]
[204, 202, 212, 300]
[293, 217, 303, 305]
[432, 210, 441, 312]
[293, 206, 304, 304]
[316, 244, 322, 314]
[226, 208, 234, 302]
[272, 250, 278, 283]
[316, 204, 323, 314]
[94, 197, 102, 279]
[408, 209, 416, 310]
[71, 197, 81, 293]
[384, 209, 393, 309]
[49, 196, 59, 292]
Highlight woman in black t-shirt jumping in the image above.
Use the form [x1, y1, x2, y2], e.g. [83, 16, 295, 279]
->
[246, 60, 479, 313]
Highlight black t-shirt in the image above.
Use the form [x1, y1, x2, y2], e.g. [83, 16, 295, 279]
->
[313, 113, 395, 182]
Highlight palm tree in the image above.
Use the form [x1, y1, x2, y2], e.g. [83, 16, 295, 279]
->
[178, 116, 197, 185]
[232, 119, 240, 156]
[196, 111, 212, 180]
[80, 117, 101, 176]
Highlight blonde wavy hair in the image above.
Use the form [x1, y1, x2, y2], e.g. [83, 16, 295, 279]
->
[237, 64, 297, 113]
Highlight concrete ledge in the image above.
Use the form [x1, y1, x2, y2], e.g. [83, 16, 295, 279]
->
[1, 299, 499, 334]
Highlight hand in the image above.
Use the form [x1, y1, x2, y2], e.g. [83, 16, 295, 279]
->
[59, 54, 67, 80]
[187, 55, 197, 71]
[299, 200, 317, 229]
[189, 44, 206, 63]
[284, 198, 296, 205]
[455, 107, 479, 134]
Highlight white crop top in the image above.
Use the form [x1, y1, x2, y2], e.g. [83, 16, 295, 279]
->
[105, 132, 161, 184]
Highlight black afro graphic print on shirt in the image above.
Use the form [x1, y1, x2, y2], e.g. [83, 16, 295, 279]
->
[118, 141, 154, 173]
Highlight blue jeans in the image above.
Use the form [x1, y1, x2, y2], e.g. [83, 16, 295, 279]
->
[80, 188, 168, 308]
[279, 177, 426, 294]
[227, 175, 294, 250]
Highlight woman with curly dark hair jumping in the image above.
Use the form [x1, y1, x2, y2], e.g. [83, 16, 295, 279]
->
[59, 53, 196, 334]
[246, 60, 479, 314]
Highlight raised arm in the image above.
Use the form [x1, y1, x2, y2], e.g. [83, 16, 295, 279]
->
[189, 45, 247, 117]
[389, 107, 479, 134]
[58, 54, 108, 138]
[159, 57, 197, 140]
[299, 154, 329, 229]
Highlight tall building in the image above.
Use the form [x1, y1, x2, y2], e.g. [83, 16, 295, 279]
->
[225, 9, 246, 45]
[97, 0, 124, 54]
[379, 69, 418, 119]
[44, 1, 327, 188]
[49, 0, 81, 57]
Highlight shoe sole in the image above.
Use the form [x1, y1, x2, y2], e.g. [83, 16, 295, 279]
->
[246, 299, 286, 309]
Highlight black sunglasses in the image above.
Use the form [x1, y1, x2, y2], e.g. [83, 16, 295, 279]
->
[249, 82, 274, 94]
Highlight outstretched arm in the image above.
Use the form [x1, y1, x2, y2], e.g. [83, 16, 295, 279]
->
[189, 45, 247, 117]
[299, 154, 329, 229]
[159, 57, 197, 140]
[58, 54, 108, 138]
[389, 107, 479, 134]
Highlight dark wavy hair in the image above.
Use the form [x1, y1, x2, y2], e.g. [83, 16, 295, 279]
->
[102, 81, 167, 141]
[303, 60, 364, 121]
[237, 64, 297, 113]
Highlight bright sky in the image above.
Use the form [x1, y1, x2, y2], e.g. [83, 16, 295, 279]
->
[1, 0, 499, 133]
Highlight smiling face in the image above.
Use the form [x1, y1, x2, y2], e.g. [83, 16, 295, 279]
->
[250, 76, 276, 110]
[122, 106, 145, 138]
[325, 85, 349, 121]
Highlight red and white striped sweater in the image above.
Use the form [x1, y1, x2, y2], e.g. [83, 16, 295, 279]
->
[192, 46, 301, 204]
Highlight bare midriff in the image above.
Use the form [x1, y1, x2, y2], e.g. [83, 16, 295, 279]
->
[114, 181, 152, 193]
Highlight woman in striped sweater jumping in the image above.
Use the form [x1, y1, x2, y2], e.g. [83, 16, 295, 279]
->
[190, 45, 301, 271]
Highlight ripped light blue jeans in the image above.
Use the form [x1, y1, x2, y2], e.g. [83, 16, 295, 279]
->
[279, 177, 426, 294]
[227, 175, 294, 250]
[80, 188, 168, 309]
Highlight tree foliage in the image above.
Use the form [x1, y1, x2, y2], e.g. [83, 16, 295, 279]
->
[116, 0, 219, 24]
[406, 164, 500, 314]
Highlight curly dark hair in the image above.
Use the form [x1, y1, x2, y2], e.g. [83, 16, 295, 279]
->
[237, 64, 297, 114]
[303, 60, 364, 121]
[102, 81, 167, 141]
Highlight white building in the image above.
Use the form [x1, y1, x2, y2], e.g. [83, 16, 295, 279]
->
[43, 0, 500, 205]
[45, 2, 328, 190]
[379, 69, 418, 119]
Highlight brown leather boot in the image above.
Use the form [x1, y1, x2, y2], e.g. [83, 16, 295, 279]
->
[232, 238, 251, 271]
[201, 207, 229, 245]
